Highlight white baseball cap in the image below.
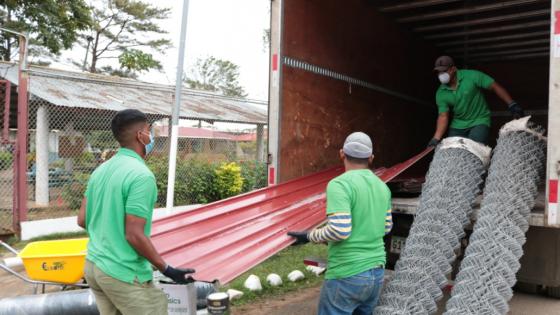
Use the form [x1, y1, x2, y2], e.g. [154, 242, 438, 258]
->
[343, 132, 373, 158]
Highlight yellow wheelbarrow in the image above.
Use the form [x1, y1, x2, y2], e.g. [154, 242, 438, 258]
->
[0, 238, 89, 294]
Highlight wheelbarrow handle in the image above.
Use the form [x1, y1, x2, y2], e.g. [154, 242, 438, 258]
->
[0, 262, 89, 288]
[0, 240, 19, 255]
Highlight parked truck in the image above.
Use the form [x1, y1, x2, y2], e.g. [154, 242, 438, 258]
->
[267, 0, 560, 296]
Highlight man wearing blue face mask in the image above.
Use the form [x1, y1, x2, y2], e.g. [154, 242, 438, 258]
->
[427, 55, 524, 147]
[78, 109, 194, 315]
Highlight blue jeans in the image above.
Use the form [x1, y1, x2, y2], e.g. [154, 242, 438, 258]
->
[318, 267, 384, 315]
[448, 124, 490, 145]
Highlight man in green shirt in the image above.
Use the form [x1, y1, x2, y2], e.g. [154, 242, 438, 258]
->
[428, 55, 524, 146]
[287, 132, 392, 315]
[78, 109, 194, 315]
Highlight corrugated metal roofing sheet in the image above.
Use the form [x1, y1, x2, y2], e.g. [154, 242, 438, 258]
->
[151, 148, 433, 284]
[0, 62, 267, 124]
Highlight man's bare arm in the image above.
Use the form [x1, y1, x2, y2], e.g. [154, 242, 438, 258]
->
[125, 214, 167, 272]
[433, 112, 449, 140]
[489, 82, 514, 106]
[77, 198, 87, 229]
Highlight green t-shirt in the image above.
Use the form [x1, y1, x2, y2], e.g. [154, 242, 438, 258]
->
[84, 148, 157, 284]
[324, 169, 391, 280]
[436, 69, 495, 129]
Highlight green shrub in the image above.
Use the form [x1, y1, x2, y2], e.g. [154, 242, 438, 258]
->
[177, 158, 218, 204]
[61, 172, 90, 210]
[76, 151, 95, 167]
[146, 157, 266, 207]
[239, 160, 267, 192]
[147, 156, 218, 206]
[0, 151, 13, 171]
[215, 162, 244, 199]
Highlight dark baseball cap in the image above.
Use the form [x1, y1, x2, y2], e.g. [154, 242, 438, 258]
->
[434, 56, 454, 72]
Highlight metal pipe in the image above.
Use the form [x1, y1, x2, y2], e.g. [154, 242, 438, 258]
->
[437, 31, 549, 47]
[14, 34, 29, 233]
[398, 0, 546, 23]
[446, 39, 549, 53]
[1, 80, 11, 143]
[415, 9, 550, 32]
[0, 28, 28, 69]
[380, 0, 462, 12]
[0, 282, 217, 314]
[166, 0, 190, 210]
[0, 289, 99, 315]
[0, 28, 29, 234]
[0, 239, 18, 255]
[0, 263, 88, 288]
[282, 56, 431, 107]
[425, 20, 549, 40]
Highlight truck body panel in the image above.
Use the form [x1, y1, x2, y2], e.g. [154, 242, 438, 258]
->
[270, 0, 560, 288]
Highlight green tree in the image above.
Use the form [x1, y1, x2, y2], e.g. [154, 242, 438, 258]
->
[82, 0, 171, 76]
[184, 56, 247, 98]
[0, 0, 92, 61]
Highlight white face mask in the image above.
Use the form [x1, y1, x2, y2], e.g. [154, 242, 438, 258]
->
[438, 72, 451, 84]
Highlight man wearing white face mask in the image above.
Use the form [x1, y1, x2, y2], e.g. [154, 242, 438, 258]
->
[427, 55, 523, 147]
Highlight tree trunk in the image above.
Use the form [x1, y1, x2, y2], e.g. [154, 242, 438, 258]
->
[4, 8, 11, 61]
[89, 32, 101, 73]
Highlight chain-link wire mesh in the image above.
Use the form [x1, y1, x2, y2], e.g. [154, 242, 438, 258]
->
[444, 121, 546, 315]
[375, 139, 489, 315]
[0, 80, 15, 234]
[12, 72, 267, 227]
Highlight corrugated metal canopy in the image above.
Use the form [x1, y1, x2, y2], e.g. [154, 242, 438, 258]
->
[0, 62, 268, 125]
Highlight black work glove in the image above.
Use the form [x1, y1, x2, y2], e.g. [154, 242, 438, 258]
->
[287, 231, 310, 245]
[508, 101, 524, 119]
[163, 265, 195, 284]
[427, 138, 440, 148]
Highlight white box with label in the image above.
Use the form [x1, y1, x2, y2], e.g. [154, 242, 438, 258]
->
[157, 282, 197, 315]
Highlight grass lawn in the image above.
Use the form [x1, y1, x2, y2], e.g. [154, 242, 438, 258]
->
[224, 243, 328, 306]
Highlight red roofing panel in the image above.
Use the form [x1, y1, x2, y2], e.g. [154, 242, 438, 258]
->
[152, 148, 433, 284]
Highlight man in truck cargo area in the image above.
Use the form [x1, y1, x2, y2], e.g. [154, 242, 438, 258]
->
[77, 109, 194, 315]
[287, 132, 392, 315]
[428, 55, 524, 146]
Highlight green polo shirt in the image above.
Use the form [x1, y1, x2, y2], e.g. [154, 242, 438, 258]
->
[324, 169, 391, 280]
[84, 148, 157, 284]
[436, 69, 495, 129]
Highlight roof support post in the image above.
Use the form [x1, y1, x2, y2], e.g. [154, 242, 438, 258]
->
[256, 124, 265, 163]
[35, 105, 49, 206]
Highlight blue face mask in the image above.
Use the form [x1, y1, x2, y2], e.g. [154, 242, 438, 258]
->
[141, 131, 155, 155]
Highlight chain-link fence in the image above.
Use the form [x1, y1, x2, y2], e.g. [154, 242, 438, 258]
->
[0, 79, 15, 234]
[0, 70, 267, 234]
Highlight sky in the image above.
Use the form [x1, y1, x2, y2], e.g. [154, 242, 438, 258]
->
[55, 0, 271, 102]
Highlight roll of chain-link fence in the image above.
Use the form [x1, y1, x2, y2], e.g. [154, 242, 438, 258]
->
[444, 117, 546, 315]
[375, 137, 491, 315]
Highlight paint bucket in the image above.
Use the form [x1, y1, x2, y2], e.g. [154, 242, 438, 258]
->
[206, 292, 230, 315]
